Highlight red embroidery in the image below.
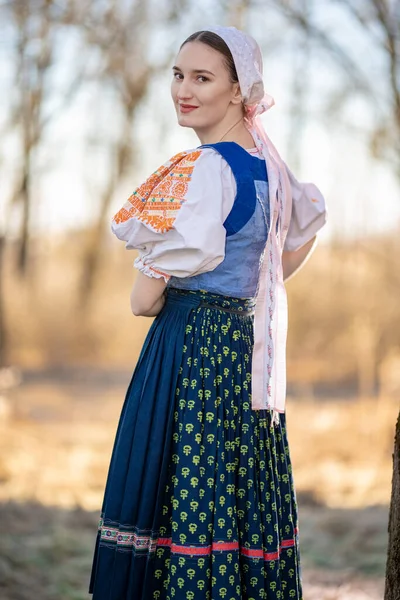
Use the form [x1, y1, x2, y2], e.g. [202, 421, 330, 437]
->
[171, 544, 211, 555]
[99, 521, 298, 562]
[157, 537, 172, 547]
[148, 265, 170, 279]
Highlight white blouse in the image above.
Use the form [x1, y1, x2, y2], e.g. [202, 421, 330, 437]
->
[112, 145, 326, 281]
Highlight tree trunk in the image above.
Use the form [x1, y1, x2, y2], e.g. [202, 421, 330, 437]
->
[0, 235, 7, 367]
[385, 408, 400, 600]
[17, 164, 31, 274]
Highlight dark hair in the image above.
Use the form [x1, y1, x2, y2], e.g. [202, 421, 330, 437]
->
[180, 31, 239, 84]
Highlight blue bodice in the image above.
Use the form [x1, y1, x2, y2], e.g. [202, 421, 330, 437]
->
[167, 142, 270, 298]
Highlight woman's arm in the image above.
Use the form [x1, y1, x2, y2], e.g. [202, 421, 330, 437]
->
[130, 271, 168, 317]
[282, 236, 316, 282]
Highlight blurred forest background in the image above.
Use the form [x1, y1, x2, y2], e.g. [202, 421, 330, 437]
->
[0, 1, 399, 599]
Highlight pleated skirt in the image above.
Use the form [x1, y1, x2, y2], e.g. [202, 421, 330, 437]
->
[88, 287, 302, 600]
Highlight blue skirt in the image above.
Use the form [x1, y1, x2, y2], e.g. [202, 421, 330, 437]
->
[89, 288, 302, 599]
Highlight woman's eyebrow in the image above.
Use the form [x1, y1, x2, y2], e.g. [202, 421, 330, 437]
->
[172, 66, 215, 76]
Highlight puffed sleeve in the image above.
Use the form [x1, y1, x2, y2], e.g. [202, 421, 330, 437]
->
[283, 163, 327, 252]
[111, 148, 236, 282]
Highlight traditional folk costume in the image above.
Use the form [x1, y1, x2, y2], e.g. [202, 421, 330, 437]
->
[89, 26, 327, 600]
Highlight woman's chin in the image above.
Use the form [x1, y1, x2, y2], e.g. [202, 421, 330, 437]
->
[177, 114, 196, 128]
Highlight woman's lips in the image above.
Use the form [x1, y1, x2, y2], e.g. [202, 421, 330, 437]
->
[179, 104, 198, 113]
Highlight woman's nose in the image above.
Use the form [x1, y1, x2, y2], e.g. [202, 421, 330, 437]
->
[176, 80, 193, 100]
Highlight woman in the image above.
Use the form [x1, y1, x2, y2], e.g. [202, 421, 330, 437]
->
[89, 26, 327, 600]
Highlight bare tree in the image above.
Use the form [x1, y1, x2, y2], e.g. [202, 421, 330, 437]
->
[264, 0, 400, 176]
[0, 0, 59, 365]
[77, 0, 153, 306]
[0, 234, 7, 367]
[0, 0, 89, 364]
[6, 0, 56, 274]
[286, 0, 312, 172]
[385, 410, 400, 600]
[76, 0, 191, 307]
[1, 0, 91, 276]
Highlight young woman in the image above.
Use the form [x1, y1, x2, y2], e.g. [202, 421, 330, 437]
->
[89, 26, 327, 600]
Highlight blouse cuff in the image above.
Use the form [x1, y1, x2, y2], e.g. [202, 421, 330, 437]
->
[134, 256, 171, 283]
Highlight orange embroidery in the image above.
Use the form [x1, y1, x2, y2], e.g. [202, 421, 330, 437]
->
[171, 181, 188, 197]
[113, 150, 202, 232]
[148, 266, 171, 280]
[154, 179, 173, 196]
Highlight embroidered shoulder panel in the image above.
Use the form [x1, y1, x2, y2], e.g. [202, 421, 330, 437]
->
[113, 150, 202, 233]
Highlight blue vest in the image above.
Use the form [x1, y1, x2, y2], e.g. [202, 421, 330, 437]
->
[167, 142, 270, 298]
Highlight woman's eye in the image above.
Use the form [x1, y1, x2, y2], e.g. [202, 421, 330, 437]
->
[172, 73, 209, 82]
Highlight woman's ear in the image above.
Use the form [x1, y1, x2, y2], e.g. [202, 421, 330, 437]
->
[231, 82, 243, 105]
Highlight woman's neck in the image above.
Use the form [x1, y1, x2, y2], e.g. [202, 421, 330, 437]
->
[195, 117, 255, 149]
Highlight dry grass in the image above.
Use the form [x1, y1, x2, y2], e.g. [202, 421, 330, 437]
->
[287, 398, 396, 508]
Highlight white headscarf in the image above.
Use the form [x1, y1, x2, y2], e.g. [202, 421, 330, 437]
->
[205, 25, 275, 117]
[204, 26, 294, 423]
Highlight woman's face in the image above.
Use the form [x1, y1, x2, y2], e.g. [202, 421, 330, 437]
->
[171, 41, 241, 131]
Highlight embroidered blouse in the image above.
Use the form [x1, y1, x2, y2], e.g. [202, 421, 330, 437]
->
[112, 146, 270, 283]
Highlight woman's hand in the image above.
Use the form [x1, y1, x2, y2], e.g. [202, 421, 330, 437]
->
[134, 294, 166, 317]
[282, 236, 317, 282]
[130, 271, 168, 317]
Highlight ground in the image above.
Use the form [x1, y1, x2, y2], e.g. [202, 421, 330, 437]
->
[0, 367, 396, 600]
